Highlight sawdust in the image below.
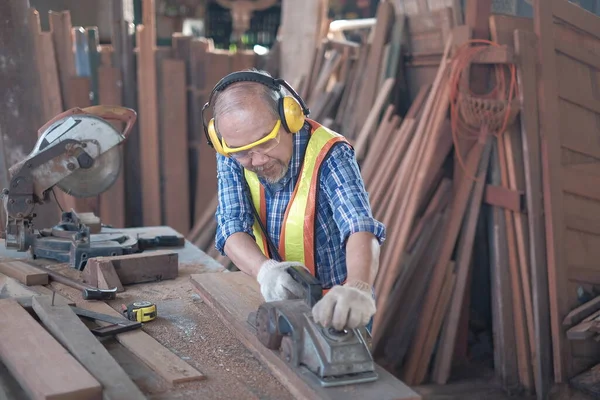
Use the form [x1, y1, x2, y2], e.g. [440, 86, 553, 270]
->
[102, 268, 293, 400]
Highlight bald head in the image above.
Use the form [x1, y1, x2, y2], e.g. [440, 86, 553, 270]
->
[213, 81, 280, 127]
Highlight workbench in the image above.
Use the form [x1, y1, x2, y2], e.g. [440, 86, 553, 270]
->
[0, 225, 294, 400]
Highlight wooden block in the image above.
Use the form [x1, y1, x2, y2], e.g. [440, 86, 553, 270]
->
[97, 261, 124, 292]
[82, 259, 99, 287]
[93, 251, 178, 285]
[32, 296, 146, 400]
[0, 261, 48, 286]
[484, 184, 524, 213]
[0, 298, 102, 400]
[190, 271, 421, 400]
[567, 321, 596, 340]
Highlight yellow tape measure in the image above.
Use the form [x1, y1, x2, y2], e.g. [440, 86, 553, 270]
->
[122, 301, 157, 323]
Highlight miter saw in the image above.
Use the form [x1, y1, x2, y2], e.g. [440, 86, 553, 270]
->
[0, 106, 183, 270]
[250, 265, 379, 388]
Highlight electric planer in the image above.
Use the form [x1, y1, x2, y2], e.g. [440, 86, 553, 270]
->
[250, 265, 378, 387]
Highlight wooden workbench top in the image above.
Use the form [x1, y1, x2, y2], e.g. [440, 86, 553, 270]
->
[0, 225, 292, 400]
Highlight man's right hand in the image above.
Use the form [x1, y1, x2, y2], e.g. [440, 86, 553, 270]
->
[256, 260, 308, 302]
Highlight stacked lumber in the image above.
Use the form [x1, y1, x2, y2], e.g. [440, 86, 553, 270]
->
[22, 0, 260, 236]
[354, 23, 543, 395]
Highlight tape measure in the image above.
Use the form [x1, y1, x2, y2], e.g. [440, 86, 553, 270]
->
[122, 301, 157, 323]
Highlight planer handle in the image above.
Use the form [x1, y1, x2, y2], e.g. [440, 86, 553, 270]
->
[286, 265, 323, 307]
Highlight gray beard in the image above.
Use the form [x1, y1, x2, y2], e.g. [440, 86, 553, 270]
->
[252, 162, 288, 184]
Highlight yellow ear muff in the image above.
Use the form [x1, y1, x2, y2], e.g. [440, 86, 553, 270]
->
[281, 96, 305, 133]
[207, 118, 229, 157]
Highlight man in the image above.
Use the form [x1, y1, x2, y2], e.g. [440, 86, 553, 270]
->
[202, 69, 385, 332]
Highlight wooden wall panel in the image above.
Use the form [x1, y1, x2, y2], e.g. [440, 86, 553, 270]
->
[403, 7, 454, 101]
[534, 0, 600, 381]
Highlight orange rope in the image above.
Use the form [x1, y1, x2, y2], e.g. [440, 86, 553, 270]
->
[447, 39, 519, 181]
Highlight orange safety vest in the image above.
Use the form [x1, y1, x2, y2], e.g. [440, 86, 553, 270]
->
[244, 119, 350, 288]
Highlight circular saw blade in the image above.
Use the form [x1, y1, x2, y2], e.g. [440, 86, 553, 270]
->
[57, 147, 122, 198]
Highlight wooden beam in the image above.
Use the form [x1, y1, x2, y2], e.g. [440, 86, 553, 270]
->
[533, 0, 571, 382]
[32, 296, 146, 400]
[514, 28, 555, 400]
[190, 271, 421, 400]
[136, 0, 162, 226]
[97, 65, 126, 228]
[0, 261, 48, 286]
[0, 298, 102, 400]
[160, 58, 190, 235]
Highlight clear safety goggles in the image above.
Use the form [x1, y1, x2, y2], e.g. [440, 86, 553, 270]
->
[222, 120, 282, 160]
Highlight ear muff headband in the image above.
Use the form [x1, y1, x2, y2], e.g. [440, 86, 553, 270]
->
[201, 71, 310, 157]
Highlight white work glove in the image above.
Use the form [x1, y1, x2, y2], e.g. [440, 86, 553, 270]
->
[312, 280, 375, 331]
[257, 260, 309, 302]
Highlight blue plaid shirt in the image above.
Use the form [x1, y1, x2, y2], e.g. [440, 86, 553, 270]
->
[214, 122, 386, 289]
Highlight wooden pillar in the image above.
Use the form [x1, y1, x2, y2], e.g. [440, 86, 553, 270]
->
[0, 0, 58, 229]
[112, 0, 142, 227]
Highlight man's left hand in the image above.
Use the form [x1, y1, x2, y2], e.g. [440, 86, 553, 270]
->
[312, 280, 375, 330]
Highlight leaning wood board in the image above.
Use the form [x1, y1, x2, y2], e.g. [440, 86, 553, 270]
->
[533, 0, 600, 381]
[190, 271, 421, 400]
[0, 298, 102, 400]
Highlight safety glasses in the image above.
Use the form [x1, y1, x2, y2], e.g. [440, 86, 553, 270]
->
[222, 120, 282, 160]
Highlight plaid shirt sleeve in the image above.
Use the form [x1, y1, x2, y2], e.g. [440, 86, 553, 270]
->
[214, 153, 255, 255]
[320, 142, 386, 245]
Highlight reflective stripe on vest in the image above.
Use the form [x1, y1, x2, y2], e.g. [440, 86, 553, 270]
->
[244, 119, 349, 281]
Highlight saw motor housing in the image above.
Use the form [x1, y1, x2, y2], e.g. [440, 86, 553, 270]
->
[1, 106, 137, 264]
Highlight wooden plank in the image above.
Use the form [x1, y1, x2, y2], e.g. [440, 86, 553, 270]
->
[49, 10, 75, 111]
[0, 298, 102, 400]
[88, 251, 178, 285]
[190, 271, 421, 400]
[401, 121, 485, 386]
[562, 166, 600, 202]
[0, 261, 48, 286]
[160, 58, 190, 235]
[352, 1, 394, 137]
[32, 296, 146, 400]
[554, 35, 600, 70]
[136, 0, 162, 226]
[551, 0, 600, 40]
[28, 9, 62, 122]
[563, 296, 600, 327]
[50, 282, 205, 386]
[431, 135, 492, 384]
[97, 65, 126, 228]
[515, 29, 553, 400]
[533, 0, 571, 382]
[279, 0, 329, 85]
